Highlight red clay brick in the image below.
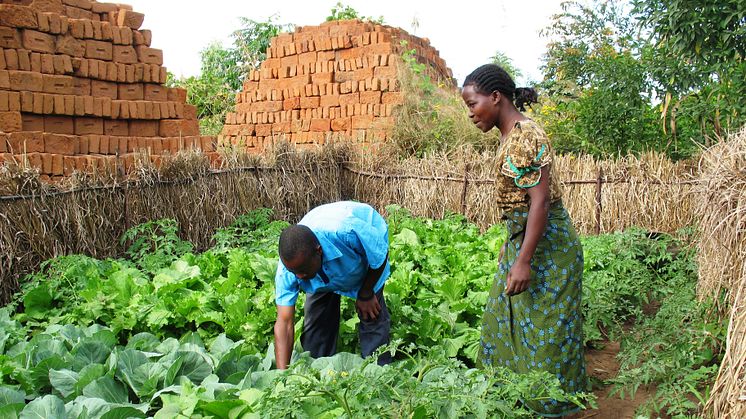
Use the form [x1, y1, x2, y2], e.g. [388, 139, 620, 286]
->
[56, 35, 85, 57]
[71, 76, 90, 95]
[283, 97, 300, 110]
[381, 92, 403, 104]
[50, 153, 63, 175]
[97, 134, 109, 154]
[8, 70, 43, 92]
[4, 49, 19, 70]
[44, 115, 74, 134]
[7, 91, 20, 111]
[74, 116, 102, 135]
[339, 93, 359, 106]
[360, 90, 381, 104]
[113, 45, 137, 63]
[16, 49, 30, 71]
[184, 104, 197, 120]
[42, 74, 74, 94]
[62, 154, 75, 175]
[319, 95, 340, 108]
[352, 115, 374, 129]
[167, 87, 187, 102]
[118, 83, 143, 100]
[40, 152, 52, 173]
[99, 97, 111, 117]
[159, 119, 199, 137]
[116, 10, 144, 29]
[129, 120, 157, 136]
[0, 26, 21, 49]
[143, 83, 167, 101]
[63, 94, 74, 114]
[115, 63, 125, 82]
[135, 46, 162, 65]
[119, 27, 133, 45]
[0, 5, 38, 28]
[52, 93, 65, 113]
[22, 113, 44, 131]
[22, 29, 55, 53]
[90, 79, 117, 98]
[0, 91, 7, 111]
[10, 131, 43, 153]
[299, 97, 320, 109]
[103, 119, 128, 136]
[0, 70, 8, 89]
[84, 39, 112, 60]
[309, 118, 330, 132]
[73, 95, 84, 115]
[0, 111, 22, 132]
[44, 132, 77, 155]
[330, 117, 350, 132]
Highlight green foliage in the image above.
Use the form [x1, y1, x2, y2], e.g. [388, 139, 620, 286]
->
[263, 343, 590, 418]
[632, 0, 746, 142]
[326, 2, 384, 24]
[633, 0, 744, 67]
[0, 325, 589, 418]
[121, 219, 193, 274]
[609, 244, 726, 417]
[211, 208, 289, 252]
[538, 1, 666, 157]
[581, 228, 670, 343]
[490, 51, 524, 82]
[538, 0, 745, 158]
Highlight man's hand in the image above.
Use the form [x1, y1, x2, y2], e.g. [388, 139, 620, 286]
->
[505, 260, 532, 296]
[355, 295, 381, 321]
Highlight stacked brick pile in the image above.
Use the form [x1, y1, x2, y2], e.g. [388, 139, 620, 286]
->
[0, 0, 209, 180]
[220, 20, 453, 152]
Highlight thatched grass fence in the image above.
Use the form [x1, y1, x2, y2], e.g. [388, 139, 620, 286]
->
[698, 128, 746, 418]
[0, 145, 696, 305]
[0, 145, 345, 304]
[345, 149, 696, 234]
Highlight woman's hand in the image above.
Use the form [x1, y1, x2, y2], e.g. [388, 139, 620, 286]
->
[505, 260, 532, 296]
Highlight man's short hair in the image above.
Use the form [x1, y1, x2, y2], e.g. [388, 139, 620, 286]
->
[279, 224, 318, 261]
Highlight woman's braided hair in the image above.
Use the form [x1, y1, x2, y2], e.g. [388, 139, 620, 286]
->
[463, 64, 538, 111]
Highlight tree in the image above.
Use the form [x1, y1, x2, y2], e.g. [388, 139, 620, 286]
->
[632, 0, 746, 142]
[537, 1, 664, 157]
[490, 51, 523, 82]
[326, 2, 384, 23]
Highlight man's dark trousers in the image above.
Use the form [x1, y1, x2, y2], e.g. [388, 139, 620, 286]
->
[300, 288, 392, 365]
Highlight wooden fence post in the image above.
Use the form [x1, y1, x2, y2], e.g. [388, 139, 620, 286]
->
[595, 167, 603, 235]
[460, 164, 470, 215]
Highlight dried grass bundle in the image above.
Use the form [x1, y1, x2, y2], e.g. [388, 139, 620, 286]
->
[698, 127, 746, 418]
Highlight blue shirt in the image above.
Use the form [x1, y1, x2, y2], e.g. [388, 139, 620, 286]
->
[275, 201, 390, 306]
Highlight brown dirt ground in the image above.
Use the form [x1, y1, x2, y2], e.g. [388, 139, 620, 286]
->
[580, 341, 654, 419]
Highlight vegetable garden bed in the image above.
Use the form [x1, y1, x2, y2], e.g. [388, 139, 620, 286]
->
[0, 208, 723, 418]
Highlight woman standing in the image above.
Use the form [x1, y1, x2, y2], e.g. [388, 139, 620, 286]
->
[461, 64, 586, 417]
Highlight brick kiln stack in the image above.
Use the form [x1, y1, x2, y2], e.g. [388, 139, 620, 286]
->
[0, 0, 210, 180]
[220, 19, 454, 152]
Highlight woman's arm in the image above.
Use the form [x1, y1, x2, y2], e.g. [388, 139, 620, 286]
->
[505, 166, 550, 296]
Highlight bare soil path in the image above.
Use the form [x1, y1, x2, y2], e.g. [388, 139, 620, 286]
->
[581, 341, 653, 419]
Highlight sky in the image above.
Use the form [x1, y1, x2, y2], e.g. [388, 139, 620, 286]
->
[123, 0, 566, 86]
